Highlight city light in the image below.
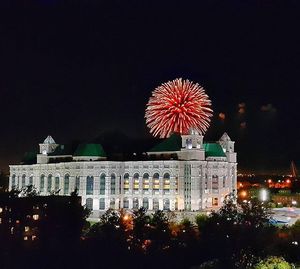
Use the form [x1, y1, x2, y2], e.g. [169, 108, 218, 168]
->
[260, 189, 268, 202]
[240, 191, 247, 198]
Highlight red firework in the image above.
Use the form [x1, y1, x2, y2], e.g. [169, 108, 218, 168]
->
[145, 78, 213, 138]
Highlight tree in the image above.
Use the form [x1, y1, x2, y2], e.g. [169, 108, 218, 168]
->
[0, 171, 8, 191]
[195, 213, 209, 232]
[131, 207, 151, 252]
[148, 210, 172, 253]
[19, 185, 39, 197]
[254, 256, 294, 269]
[240, 198, 272, 227]
[197, 193, 276, 268]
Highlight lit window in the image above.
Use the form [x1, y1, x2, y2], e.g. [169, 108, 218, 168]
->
[24, 236, 28, 241]
[0, 218, 2, 224]
[123, 174, 129, 192]
[0, 207, 2, 213]
[33, 214, 39, 220]
[32, 235, 37, 241]
[16, 220, 20, 224]
[163, 173, 170, 194]
[153, 173, 159, 192]
[133, 173, 139, 191]
[143, 173, 149, 192]
[25, 226, 30, 232]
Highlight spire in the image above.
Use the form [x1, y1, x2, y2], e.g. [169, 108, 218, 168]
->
[291, 161, 298, 178]
[43, 135, 56, 144]
[219, 132, 231, 142]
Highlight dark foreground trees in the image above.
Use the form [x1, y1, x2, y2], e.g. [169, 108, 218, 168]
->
[1, 191, 300, 269]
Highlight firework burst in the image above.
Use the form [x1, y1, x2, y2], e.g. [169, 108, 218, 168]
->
[145, 78, 213, 138]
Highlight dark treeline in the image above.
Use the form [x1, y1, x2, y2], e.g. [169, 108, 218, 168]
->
[0, 192, 299, 269]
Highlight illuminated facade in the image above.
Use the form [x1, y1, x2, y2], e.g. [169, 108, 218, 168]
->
[9, 132, 237, 214]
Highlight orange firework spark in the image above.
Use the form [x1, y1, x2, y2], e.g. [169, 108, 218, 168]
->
[145, 78, 213, 138]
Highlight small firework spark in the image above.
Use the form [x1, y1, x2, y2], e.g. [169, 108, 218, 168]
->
[145, 78, 213, 138]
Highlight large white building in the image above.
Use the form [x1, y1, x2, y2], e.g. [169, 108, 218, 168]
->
[9, 131, 237, 214]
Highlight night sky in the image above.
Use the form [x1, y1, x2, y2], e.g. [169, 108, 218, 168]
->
[0, 0, 299, 174]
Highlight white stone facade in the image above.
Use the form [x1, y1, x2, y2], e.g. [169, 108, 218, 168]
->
[9, 133, 237, 213]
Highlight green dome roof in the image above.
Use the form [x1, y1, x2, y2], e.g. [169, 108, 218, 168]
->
[74, 144, 106, 157]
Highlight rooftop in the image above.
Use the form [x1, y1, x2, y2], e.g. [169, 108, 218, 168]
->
[73, 144, 106, 157]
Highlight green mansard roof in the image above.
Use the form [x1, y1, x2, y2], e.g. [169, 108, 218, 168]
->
[149, 134, 226, 158]
[74, 144, 106, 157]
[148, 134, 182, 152]
[203, 143, 226, 157]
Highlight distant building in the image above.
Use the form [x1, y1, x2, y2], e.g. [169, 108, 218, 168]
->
[9, 131, 237, 214]
[0, 193, 82, 242]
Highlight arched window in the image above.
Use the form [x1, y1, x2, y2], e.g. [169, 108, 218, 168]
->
[163, 198, 170, 210]
[21, 175, 26, 188]
[153, 198, 159, 211]
[86, 198, 93, 210]
[100, 173, 106, 195]
[110, 198, 115, 209]
[64, 174, 69, 195]
[40, 175, 45, 192]
[142, 198, 149, 209]
[99, 198, 105, 210]
[29, 176, 33, 186]
[111, 174, 116, 194]
[123, 198, 129, 209]
[123, 173, 129, 193]
[142, 173, 149, 193]
[163, 173, 170, 194]
[153, 173, 159, 193]
[75, 176, 80, 191]
[86, 176, 94, 195]
[55, 176, 60, 192]
[47, 175, 52, 193]
[212, 175, 219, 191]
[133, 173, 139, 192]
[11, 175, 16, 188]
[133, 197, 139, 209]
